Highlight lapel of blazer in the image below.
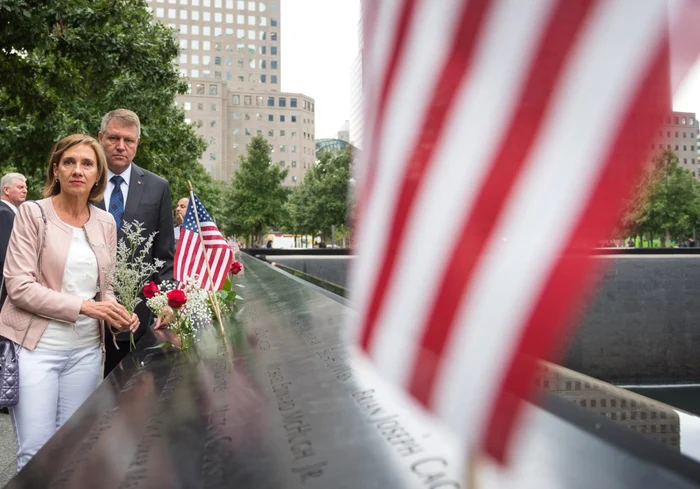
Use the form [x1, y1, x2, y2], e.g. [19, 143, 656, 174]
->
[122, 163, 146, 226]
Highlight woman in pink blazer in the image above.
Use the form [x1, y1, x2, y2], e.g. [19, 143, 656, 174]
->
[0, 134, 138, 471]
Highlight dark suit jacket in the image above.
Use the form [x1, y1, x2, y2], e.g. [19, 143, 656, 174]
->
[97, 163, 175, 340]
[0, 200, 15, 310]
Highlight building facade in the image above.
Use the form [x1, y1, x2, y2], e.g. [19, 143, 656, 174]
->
[653, 111, 698, 179]
[147, 0, 316, 185]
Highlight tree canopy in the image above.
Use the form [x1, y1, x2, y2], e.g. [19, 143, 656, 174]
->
[222, 136, 289, 242]
[0, 0, 220, 215]
[286, 148, 352, 242]
[619, 150, 700, 246]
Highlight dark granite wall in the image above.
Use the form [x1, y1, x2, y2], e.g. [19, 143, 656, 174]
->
[271, 255, 700, 385]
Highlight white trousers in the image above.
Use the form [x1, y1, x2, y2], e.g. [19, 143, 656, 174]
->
[10, 344, 102, 471]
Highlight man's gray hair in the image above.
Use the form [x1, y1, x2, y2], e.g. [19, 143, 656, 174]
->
[100, 109, 141, 137]
[1, 172, 26, 191]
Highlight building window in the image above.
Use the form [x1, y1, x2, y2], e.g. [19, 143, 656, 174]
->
[280, 115, 285, 122]
[271, 46, 278, 55]
[179, 24, 188, 34]
[210, 104, 217, 111]
[292, 176, 297, 183]
[234, 128, 239, 135]
[290, 98, 298, 108]
[209, 85, 218, 95]
[237, 29, 245, 39]
[179, 39, 188, 50]
[233, 95, 240, 105]
[226, 57, 233, 66]
[244, 95, 252, 106]
[267, 97, 275, 107]
[248, 15, 255, 25]
[292, 131, 297, 137]
[248, 1, 255, 10]
[237, 75, 244, 83]
[291, 116, 297, 123]
[271, 75, 277, 84]
[271, 18, 278, 27]
[192, 10, 200, 20]
[192, 54, 199, 64]
[279, 97, 286, 107]
[245, 128, 251, 136]
[192, 25, 199, 34]
[203, 12, 211, 21]
[291, 161, 297, 168]
[237, 0, 244, 8]
[259, 16, 267, 26]
[259, 1, 266, 11]
[191, 40, 199, 50]
[215, 12, 222, 22]
[245, 113, 250, 120]
[682, 117, 687, 125]
[196, 83, 205, 94]
[280, 130, 285, 136]
[684, 145, 688, 151]
[226, 13, 233, 23]
[180, 10, 188, 19]
[257, 129, 263, 136]
[156, 7, 164, 16]
[168, 8, 176, 18]
[249, 74, 257, 83]
[268, 115, 273, 121]
[280, 145, 286, 152]
[260, 74, 267, 83]
[271, 60, 278, 70]
[261, 45, 267, 55]
[215, 56, 222, 65]
[248, 30, 255, 40]
[291, 145, 297, 152]
[210, 153, 216, 161]
[268, 130, 274, 137]
[197, 103, 204, 110]
[237, 14, 245, 23]
[249, 59, 256, 69]
[203, 55, 210, 65]
[233, 112, 239, 120]
[184, 102, 191, 111]
[271, 32, 277, 41]
[676, 145, 679, 150]
[248, 44, 256, 54]
[685, 158, 688, 164]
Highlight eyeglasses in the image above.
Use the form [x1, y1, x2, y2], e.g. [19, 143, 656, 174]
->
[105, 135, 138, 147]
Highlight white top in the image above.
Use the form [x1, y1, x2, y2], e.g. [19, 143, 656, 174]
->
[37, 227, 100, 351]
[103, 164, 133, 208]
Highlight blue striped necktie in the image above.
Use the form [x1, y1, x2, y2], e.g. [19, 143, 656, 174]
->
[109, 175, 125, 231]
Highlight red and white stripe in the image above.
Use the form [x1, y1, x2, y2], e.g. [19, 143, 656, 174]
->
[351, 0, 700, 463]
[175, 221, 232, 291]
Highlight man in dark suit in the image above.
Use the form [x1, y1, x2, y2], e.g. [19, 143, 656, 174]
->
[97, 109, 175, 376]
[0, 172, 27, 310]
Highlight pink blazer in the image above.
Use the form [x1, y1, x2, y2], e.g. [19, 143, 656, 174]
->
[0, 198, 117, 350]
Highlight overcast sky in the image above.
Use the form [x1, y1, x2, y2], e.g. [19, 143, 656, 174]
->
[280, 2, 700, 139]
[281, 0, 360, 139]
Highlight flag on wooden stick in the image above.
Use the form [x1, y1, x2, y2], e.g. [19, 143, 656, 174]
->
[174, 193, 233, 291]
[350, 0, 700, 464]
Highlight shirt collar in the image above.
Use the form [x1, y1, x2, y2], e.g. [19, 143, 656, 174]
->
[2, 200, 18, 214]
[107, 164, 132, 186]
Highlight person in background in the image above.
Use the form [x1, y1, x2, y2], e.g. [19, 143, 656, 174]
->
[0, 172, 27, 310]
[174, 197, 189, 243]
[0, 134, 137, 471]
[97, 109, 174, 376]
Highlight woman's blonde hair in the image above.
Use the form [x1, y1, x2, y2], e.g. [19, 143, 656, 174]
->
[43, 134, 108, 203]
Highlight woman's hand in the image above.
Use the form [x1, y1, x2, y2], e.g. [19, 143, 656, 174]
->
[127, 313, 139, 333]
[80, 300, 132, 331]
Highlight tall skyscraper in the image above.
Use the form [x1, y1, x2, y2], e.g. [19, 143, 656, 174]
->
[147, 0, 316, 186]
[348, 1, 363, 149]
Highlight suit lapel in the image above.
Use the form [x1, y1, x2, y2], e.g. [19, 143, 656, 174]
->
[122, 163, 146, 226]
[95, 199, 106, 211]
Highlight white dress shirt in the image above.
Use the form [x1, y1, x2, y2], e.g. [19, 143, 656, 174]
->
[104, 164, 133, 209]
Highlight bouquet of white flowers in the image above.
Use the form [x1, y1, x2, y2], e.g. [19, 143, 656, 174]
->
[104, 221, 164, 350]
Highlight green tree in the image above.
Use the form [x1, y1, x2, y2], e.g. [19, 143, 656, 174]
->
[0, 0, 220, 215]
[222, 136, 288, 243]
[285, 148, 352, 244]
[621, 150, 700, 246]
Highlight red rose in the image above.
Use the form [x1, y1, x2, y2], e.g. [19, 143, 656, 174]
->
[143, 281, 160, 299]
[166, 289, 187, 309]
[230, 261, 243, 275]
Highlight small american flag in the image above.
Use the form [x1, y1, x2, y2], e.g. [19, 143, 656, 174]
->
[174, 194, 232, 291]
[351, 0, 700, 467]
